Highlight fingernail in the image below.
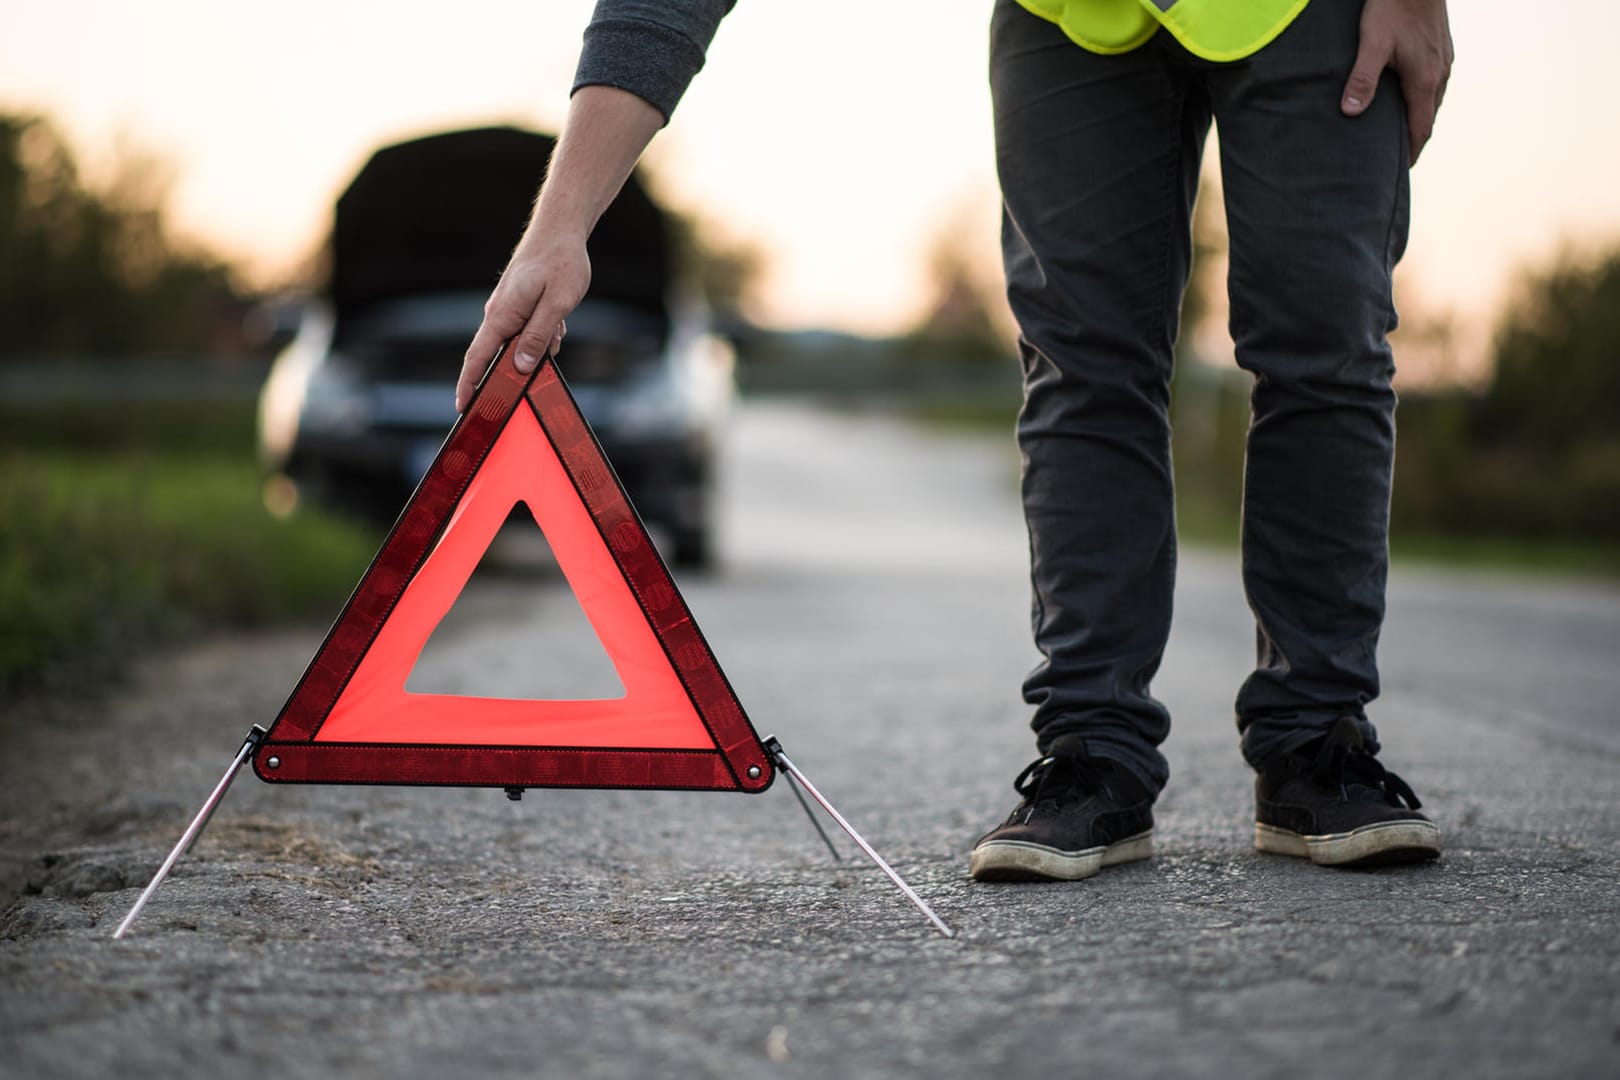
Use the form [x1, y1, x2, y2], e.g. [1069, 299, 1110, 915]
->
[1345, 96, 1363, 109]
[516, 350, 537, 372]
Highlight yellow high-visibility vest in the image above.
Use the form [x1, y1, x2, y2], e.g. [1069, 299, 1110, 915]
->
[1017, 0, 1309, 62]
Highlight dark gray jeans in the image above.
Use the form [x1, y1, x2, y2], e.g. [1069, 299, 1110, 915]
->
[992, 0, 1410, 792]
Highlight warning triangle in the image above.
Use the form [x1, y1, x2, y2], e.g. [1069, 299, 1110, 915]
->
[253, 347, 773, 793]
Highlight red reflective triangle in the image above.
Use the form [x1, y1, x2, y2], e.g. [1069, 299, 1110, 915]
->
[254, 348, 773, 794]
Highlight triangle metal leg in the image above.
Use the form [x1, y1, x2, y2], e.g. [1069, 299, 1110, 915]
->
[766, 737, 954, 938]
[113, 725, 266, 940]
[781, 765, 843, 862]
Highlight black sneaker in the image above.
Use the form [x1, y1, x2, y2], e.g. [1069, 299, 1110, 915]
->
[1255, 716, 1442, 866]
[970, 752, 1155, 882]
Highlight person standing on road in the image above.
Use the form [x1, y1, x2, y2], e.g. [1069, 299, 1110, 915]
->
[457, 0, 1453, 879]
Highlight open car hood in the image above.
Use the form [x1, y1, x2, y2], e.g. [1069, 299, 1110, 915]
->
[329, 126, 670, 320]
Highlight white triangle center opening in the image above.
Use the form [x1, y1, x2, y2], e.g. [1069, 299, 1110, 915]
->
[405, 499, 627, 701]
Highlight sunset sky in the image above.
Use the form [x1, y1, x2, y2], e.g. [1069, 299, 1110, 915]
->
[4, 0, 1618, 370]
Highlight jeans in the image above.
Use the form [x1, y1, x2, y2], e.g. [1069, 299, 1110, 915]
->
[991, 0, 1410, 792]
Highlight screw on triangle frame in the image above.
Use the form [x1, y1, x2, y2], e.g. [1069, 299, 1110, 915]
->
[765, 737, 954, 938]
[114, 725, 267, 940]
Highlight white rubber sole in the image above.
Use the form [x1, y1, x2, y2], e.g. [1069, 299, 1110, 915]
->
[1255, 819, 1442, 866]
[970, 830, 1153, 882]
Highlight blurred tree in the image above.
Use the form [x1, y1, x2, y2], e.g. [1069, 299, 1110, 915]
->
[0, 112, 248, 361]
[903, 204, 1015, 366]
[662, 208, 766, 320]
[1169, 180, 1251, 528]
[1388, 265, 1465, 388]
[1177, 178, 1228, 365]
[1388, 246, 1620, 543]
[1477, 248, 1620, 451]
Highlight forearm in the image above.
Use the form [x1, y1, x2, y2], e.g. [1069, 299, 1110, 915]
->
[457, 4, 730, 410]
[520, 85, 664, 252]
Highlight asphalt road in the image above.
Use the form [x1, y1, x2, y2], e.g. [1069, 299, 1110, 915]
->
[3, 401, 1618, 1079]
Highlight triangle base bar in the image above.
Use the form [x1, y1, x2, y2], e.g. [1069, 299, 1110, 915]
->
[258, 742, 743, 790]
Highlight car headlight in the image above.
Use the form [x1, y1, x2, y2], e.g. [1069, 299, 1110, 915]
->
[609, 372, 689, 438]
[300, 354, 371, 435]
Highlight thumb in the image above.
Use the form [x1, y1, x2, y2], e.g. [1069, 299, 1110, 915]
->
[513, 306, 565, 374]
[1341, 35, 1388, 115]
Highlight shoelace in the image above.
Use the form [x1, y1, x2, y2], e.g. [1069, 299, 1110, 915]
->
[1311, 737, 1422, 810]
[1010, 754, 1111, 822]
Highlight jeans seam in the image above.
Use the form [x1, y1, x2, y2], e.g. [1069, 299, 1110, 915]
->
[1155, 87, 1187, 358]
[1381, 107, 1409, 275]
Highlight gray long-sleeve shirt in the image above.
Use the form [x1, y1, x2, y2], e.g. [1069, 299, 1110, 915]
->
[571, 0, 736, 123]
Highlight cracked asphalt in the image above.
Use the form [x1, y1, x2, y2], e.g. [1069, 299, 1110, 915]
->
[3, 402, 1618, 1079]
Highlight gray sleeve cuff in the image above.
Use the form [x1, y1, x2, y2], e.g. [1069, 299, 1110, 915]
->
[572, 4, 733, 124]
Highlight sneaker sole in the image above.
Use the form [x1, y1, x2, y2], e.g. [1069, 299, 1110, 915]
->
[969, 830, 1153, 882]
[1255, 820, 1442, 866]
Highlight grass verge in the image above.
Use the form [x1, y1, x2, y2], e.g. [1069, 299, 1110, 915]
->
[1176, 491, 1620, 578]
[1, 450, 378, 697]
[907, 400, 1620, 580]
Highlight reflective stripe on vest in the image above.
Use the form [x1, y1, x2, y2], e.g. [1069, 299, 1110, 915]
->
[1016, 0, 1310, 62]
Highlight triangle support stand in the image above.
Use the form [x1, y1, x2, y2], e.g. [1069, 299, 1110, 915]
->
[114, 724, 266, 940]
[766, 737, 954, 938]
[113, 729, 953, 939]
[782, 767, 843, 864]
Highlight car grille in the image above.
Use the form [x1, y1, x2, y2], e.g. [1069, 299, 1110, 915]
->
[347, 337, 658, 386]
